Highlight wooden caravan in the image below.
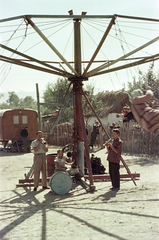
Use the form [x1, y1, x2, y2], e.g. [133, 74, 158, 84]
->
[0, 109, 38, 152]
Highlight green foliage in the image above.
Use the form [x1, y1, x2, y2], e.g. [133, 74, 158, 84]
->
[42, 78, 73, 122]
[0, 91, 37, 110]
[7, 91, 20, 106]
[0, 102, 9, 109]
[0, 93, 4, 99]
[19, 96, 37, 109]
[42, 79, 103, 123]
[138, 64, 159, 99]
[125, 63, 159, 99]
[43, 78, 71, 105]
[82, 83, 103, 116]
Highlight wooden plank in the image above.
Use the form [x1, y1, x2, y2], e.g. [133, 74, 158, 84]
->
[25, 164, 34, 179]
[84, 173, 140, 180]
[16, 184, 35, 187]
[19, 178, 50, 183]
[18, 173, 140, 184]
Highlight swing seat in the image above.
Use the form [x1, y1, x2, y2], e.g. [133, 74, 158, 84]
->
[131, 103, 159, 134]
[147, 113, 159, 133]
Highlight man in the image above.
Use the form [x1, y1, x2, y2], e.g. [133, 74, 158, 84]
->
[20, 126, 28, 152]
[123, 106, 134, 123]
[106, 129, 122, 191]
[89, 120, 100, 150]
[31, 131, 49, 191]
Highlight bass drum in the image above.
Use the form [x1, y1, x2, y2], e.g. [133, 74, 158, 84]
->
[49, 171, 73, 195]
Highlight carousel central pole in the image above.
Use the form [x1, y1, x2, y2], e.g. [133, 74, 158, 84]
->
[73, 18, 94, 190]
[73, 18, 84, 173]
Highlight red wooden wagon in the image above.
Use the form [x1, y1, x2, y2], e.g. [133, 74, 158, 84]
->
[0, 109, 38, 152]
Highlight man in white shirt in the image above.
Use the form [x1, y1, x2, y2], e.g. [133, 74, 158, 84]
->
[31, 131, 49, 191]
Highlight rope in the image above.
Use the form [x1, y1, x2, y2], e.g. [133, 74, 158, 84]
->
[23, 20, 72, 54]
[0, 64, 12, 87]
[117, 21, 159, 33]
[109, 74, 116, 90]
[81, 23, 109, 61]
[62, 27, 73, 56]
[0, 19, 25, 86]
[115, 21, 135, 78]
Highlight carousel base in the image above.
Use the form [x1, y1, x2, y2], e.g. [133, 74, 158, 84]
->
[17, 173, 140, 187]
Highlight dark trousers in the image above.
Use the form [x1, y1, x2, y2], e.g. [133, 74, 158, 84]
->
[109, 161, 120, 188]
[90, 131, 97, 148]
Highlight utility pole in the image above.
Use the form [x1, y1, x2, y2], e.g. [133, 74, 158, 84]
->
[36, 83, 41, 130]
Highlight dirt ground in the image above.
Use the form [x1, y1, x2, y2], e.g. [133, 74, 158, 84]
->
[0, 145, 159, 240]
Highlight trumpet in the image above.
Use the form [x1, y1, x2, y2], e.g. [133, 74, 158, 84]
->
[103, 138, 111, 147]
[40, 138, 46, 144]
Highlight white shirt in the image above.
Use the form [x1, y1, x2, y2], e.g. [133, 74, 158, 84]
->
[31, 139, 47, 154]
[54, 156, 66, 170]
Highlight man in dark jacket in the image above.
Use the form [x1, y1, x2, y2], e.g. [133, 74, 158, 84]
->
[20, 127, 28, 152]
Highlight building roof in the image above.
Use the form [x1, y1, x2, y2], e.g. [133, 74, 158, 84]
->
[0, 109, 37, 117]
[0, 109, 12, 117]
[94, 91, 131, 118]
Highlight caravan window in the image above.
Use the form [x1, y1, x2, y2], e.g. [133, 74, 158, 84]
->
[22, 116, 27, 124]
[13, 116, 19, 124]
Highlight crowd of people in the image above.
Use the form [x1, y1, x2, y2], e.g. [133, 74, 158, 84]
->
[29, 123, 124, 192]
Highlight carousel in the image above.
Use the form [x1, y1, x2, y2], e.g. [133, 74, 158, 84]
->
[1, 12, 159, 194]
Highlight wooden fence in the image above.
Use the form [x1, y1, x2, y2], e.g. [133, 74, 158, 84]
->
[119, 121, 159, 155]
[42, 122, 73, 146]
[42, 120, 159, 156]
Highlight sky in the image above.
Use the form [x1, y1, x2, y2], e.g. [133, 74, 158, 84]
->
[0, 0, 159, 101]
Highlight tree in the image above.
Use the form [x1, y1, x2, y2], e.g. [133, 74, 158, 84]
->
[42, 78, 73, 122]
[0, 92, 38, 110]
[0, 94, 8, 109]
[125, 63, 159, 99]
[82, 83, 103, 116]
[0, 93, 4, 99]
[6, 91, 20, 107]
[42, 78, 103, 123]
[43, 78, 71, 105]
[20, 96, 37, 109]
[138, 63, 159, 99]
[0, 102, 9, 109]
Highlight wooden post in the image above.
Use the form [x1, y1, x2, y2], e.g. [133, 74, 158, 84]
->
[36, 83, 41, 130]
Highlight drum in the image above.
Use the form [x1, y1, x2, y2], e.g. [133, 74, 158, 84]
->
[49, 171, 73, 195]
[46, 154, 56, 177]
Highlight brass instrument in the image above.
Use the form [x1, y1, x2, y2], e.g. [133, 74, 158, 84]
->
[103, 138, 111, 147]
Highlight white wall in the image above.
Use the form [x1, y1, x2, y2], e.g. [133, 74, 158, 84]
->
[85, 113, 122, 127]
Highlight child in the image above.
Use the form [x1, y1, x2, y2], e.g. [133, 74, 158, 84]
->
[106, 129, 122, 191]
[54, 150, 72, 172]
[54, 150, 67, 172]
